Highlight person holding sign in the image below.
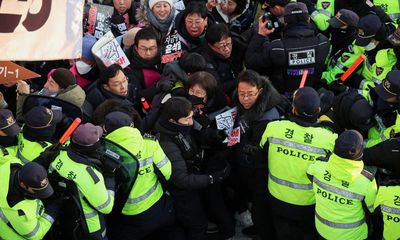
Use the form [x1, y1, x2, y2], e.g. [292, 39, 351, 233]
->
[229, 70, 288, 239]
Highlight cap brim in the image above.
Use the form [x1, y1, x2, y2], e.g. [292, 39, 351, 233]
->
[2, 123, 21, 137]
[355, 36, 373, 47]
[33, 183, 54, 199]
[388, 33, 400, 46]
[329, 17, 344, 28]
[375, 84, 397, 100]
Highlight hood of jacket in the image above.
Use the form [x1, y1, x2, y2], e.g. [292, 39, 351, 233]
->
[105, 127, 144, 156]
[57, 84, 86, 108]
[214, 0, 250, 23]
[233, 77, 283, 123]
[327, 153, 364, 182]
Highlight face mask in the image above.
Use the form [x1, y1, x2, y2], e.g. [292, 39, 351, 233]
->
[76, 61, 93, 75]
[364, 41, 378, 51]
[188, 95, 205, 105]
[38, 87, 57, 97]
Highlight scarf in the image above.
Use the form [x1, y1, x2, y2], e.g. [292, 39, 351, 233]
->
[146, 7, 175, 33]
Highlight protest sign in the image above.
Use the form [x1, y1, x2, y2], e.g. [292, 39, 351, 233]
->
[92, 31, 130, 69]
[85, 3, 114, 39]
[0, 61, 40, 83]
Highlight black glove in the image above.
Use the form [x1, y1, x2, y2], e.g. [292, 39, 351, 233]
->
[33, 144, 61, 169]
[329, 80, 349, 94]
[209, 163, 231, 184]
[44, 195, 64, 220]
[243, 143, 261, 156]
[215, 129, 228, 143]
[157, 75, 176, 92]
[318, 88, 334, 115]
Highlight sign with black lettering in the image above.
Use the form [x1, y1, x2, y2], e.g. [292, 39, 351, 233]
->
[162, 29, 183, 64]
[84, 3, 113, 39]
[288, 49, 316, 66]
[0, 0, 84, 60]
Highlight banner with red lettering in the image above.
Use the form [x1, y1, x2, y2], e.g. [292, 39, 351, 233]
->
[92, 31, 130, 69]
[0, 0, 84, 60]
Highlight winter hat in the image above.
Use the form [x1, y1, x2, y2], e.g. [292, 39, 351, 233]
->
[104, 111, 134, 133]
[149, 0, 173, 9]
[334, 130, 364, 160]
[82, 34, 97, 61]
[50, 68, 76, 89]
[72, 123, 103, 146]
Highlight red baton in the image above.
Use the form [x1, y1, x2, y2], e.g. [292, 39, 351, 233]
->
[340, 54, 366, 82]
[59, 118, 81, 145]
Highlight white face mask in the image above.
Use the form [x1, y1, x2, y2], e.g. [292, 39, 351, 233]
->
[364, 41, 378, 51]
[75, 61, 92, 75]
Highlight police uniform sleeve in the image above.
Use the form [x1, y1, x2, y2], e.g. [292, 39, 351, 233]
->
[152, 141, 172, 181]
[259, 123, 273, 149]
[8, 204, 53, 240]
[78, 167, 115, 214]
[364, 176, 378, 213]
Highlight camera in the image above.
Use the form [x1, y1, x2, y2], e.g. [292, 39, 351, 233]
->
[262, 11, 281, 30]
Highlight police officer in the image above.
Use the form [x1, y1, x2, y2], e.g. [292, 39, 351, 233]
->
[0, 109, 22, 163]
[259, 87, 337, 239]
[103, 111, 174, 240]
[0, 161, 62, 240]
[365, 70, 400, 147]
[246, 2, 330, 98]
[307, 130, 377, 240]
[17, 106, 62, 164]
[373, 175, 400, 240]
[51, 123, 115, 240]
[328, 9, 359, 54]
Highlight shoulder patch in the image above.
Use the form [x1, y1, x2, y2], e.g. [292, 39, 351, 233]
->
[361, 168, 375, 181]
[143, 133, 158, 141]
[86, 167, 100, 184]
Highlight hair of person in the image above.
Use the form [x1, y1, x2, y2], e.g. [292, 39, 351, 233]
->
[188, 71, 218, 98]
[183, 1, 208, 19]
[236, 69, 265, 89]
[100, 64, 123, 85]
[162, 97, 193, 121]
[232, 0, 247, 15]
[134, 27, 159, 46]
[205, 23, 231, 45]
[179, 52, 207, 73]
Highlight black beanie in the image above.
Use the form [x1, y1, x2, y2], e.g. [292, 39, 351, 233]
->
[51, 68, 76, 89]
[334, 130, 364, 160]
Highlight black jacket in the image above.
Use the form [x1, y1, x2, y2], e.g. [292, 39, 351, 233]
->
[156, 121, 209, 195]
[245, 23, 330, 95]
[230, 77, 289, 168]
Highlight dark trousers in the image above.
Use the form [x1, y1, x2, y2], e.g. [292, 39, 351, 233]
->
[269, 196, 317, 240]
[108, 194, 174, 240]
[170, 190, 208, 240]
[233, 166, 275, 240]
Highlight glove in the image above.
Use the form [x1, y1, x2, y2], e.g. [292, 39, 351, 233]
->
[209, 163, 231, 184]
[318, 88, 334, 115]
[156, 75, 176, 92]
[215, 129, 228, 143]
[329, 80, 349, 94]
[44, 195, 64, 220]
[242, 144, 261, 156]
[33, 144, 61, 169]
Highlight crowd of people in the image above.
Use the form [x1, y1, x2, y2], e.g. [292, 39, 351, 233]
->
[1, 0, 400, 239]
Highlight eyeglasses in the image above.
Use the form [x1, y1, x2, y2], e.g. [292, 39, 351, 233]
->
[138, 46, 158, 53]
[185, 18, 206, 27]
[214, 41, 232, 51]
[109, 76, 128, 88]
[238, 91, 259, 99]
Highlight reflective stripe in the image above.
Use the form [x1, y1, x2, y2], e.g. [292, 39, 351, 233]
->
[381, 205, 400, 215]
[269, 173, 313, 190]
[316, 212, 365, 229]
[96, 194, 112, 211]
[336, 61, 346, 70]
[0, 209, 9, 224]
[310, 10, 319, 19]
[313, 178, 364, 200]
[155, 157, 169, 169]
[126, 182, 158, 204]
[22, 221, 40, 238]
[139, 157, 153, 167]
[17, 150, 30, 164]
[42, 213, 55, 224]
[84, 210, 98, 219]
[108, 190, 115, 197]
[268, 137, 327, 155]
[319, 9, 332, 17]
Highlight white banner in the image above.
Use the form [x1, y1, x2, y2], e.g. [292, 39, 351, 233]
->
[0, 0, 84, 61]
